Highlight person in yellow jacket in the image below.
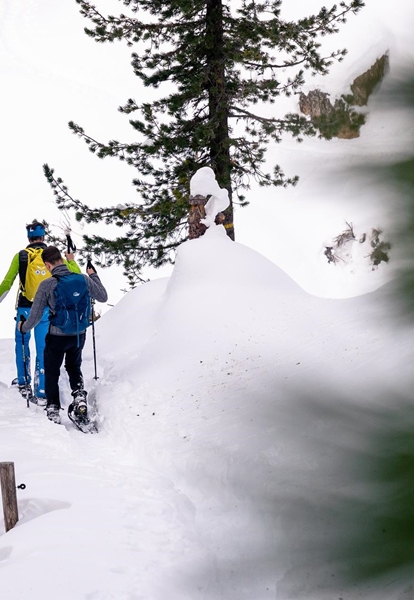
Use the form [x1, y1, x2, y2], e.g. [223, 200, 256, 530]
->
[0, 221, 81, 404]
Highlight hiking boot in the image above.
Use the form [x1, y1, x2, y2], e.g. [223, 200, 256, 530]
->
[70, 389, 88, 419]
[18, 384, 33, 400]
[46, 405, 61, 424]
[11, 377, 19, 387]
[71, 388, 87, 400]
[36, 397, 47, 407]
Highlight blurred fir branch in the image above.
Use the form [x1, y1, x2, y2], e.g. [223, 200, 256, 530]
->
[252, 385, 414, 596]
[359, 71, 414, 319]
[385, 156, 414, 318]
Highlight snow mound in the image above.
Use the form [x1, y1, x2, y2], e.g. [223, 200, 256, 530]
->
[96, 226, 410, 397]
[96, 227, 312, 387]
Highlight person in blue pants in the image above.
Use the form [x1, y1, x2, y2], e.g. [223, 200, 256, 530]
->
[0, 221, 81, 404]
[14, 304, 50, 402]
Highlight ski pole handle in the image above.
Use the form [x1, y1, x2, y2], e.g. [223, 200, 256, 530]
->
[87, 259, 97, 274]
[66, 234, 76, 253]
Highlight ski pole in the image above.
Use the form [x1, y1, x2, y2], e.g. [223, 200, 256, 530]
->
[90, 300, 99, 381]
[87, 259, 99, 381]
[20, 315, 30, 409]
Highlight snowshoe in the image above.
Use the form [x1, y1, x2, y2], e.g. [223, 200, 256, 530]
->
[18, 383, 34, 401]
[71, 389, 88, 416]
[67, 395, 98, 434]
[46, 405, 61, 424]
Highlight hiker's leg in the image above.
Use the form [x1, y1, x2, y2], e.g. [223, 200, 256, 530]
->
[64, 333, 86, 391]
[15, 307, 31, 385]
[44, 334, 66, 408]
[33, 307, 50, 398]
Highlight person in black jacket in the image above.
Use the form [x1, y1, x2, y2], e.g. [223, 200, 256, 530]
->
[19, 246, 108, 424]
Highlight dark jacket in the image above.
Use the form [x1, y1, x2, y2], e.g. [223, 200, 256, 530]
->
[21, 263, 108, 336]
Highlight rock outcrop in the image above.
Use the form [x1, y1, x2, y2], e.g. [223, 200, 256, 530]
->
[299, 54, 389, 140]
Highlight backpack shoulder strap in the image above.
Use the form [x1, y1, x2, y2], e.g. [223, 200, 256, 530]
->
[18, 249, 29, 289]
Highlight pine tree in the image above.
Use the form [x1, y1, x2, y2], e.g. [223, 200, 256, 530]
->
[44, 0, 364, 286]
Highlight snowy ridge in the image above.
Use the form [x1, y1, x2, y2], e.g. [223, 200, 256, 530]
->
[2, 229, 413, 599]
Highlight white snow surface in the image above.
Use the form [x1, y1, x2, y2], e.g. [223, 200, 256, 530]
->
[190, 167, 230, 227]
[1, 0, 414, 598]
[1, 227, 413, 599]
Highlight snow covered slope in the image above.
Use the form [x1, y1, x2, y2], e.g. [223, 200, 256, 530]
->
[1, 226, 412, 599]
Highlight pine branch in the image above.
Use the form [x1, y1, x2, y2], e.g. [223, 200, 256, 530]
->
[44, 0, 365, 286]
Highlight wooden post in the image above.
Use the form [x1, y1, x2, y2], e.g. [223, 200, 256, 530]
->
[0, 462, 19, 532]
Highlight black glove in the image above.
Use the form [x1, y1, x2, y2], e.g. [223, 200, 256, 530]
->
[66, 234, 77, 253]
[87, 259, 97, 274]
[19, 314, 26, 333]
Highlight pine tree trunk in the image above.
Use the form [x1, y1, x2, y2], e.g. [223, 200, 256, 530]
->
[205, 0, 235, 240]
[188, 195, 207, 239]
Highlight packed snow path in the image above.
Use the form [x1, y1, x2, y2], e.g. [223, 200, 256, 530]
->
[1, 229, 413, 599]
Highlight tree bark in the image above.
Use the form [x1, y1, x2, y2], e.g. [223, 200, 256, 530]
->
[205, 0, 234, 240]
[188, 195, 208, 239]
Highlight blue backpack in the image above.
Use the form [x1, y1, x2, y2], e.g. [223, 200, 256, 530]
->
[51, 273, 91, 341]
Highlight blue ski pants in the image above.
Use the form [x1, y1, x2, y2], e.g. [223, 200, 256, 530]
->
[15, 306, 50, 399]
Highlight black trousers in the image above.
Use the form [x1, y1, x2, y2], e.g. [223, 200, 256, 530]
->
[44, 333, 86, 408]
